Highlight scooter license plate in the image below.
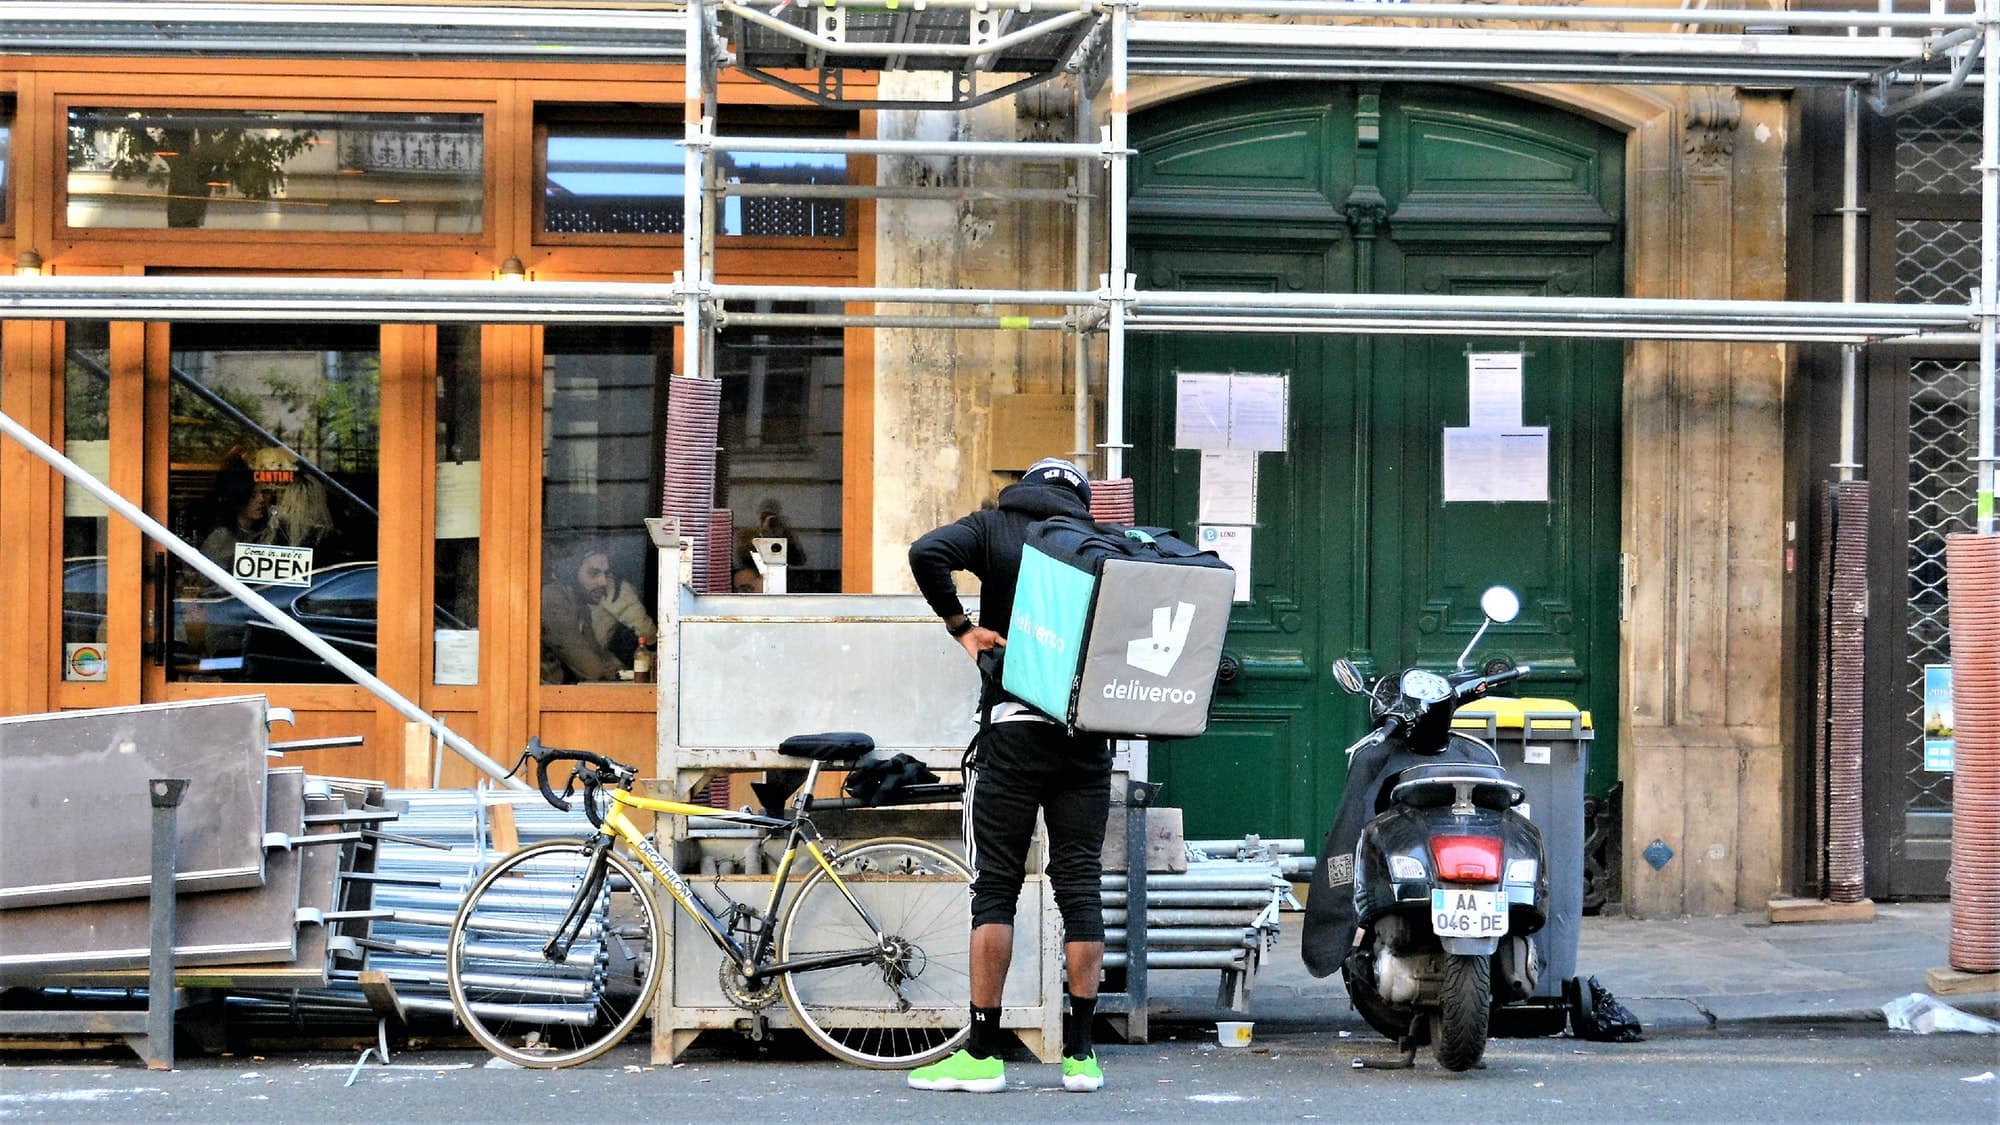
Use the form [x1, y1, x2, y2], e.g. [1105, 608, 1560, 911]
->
[1430, 888, 1508, 937]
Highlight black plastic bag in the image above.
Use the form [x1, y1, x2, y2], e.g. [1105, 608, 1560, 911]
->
[1564, 975, 1645, 1042]
[843, 751, 939, 807]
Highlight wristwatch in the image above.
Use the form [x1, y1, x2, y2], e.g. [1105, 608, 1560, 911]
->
[947, 616, 976, 638]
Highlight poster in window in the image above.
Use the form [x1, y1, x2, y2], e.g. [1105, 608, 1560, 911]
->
[1924, 664, 1954, 772]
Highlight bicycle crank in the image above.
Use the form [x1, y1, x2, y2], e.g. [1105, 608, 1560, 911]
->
[718, 959, 782, 1011]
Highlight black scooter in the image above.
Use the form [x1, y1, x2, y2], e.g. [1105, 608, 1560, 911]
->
[1300, 586, 1549, 1071]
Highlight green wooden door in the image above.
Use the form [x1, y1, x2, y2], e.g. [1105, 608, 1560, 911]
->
[1128, 85, 1624, 843]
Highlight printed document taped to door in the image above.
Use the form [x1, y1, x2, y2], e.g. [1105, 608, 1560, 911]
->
[1199, 525, 1253, 603]
[1174, 372, 1289, 451]
[1442, 427, 1549, 503]
[1467, 352, 1525, 429]
[1198, 450, 1258, 524]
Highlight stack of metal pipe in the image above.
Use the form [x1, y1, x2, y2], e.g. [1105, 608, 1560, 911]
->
[1099, 835, 1306, 971]
[231, 788, 601, 1030]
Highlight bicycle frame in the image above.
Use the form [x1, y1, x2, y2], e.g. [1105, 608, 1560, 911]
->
[574, 761, 893, 985]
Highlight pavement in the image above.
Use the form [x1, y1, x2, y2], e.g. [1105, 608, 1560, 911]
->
[1144, 900, 2000, 1036]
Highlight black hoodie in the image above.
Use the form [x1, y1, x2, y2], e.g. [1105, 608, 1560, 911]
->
[908, 480, 1092, 641]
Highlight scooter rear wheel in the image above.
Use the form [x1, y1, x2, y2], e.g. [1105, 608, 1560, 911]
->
[1435, 953, 1492, 1071]
[1342, 950, 1418, 1042]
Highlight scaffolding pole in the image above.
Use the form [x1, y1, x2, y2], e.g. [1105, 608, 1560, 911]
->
[1983, 0, 1999, 535]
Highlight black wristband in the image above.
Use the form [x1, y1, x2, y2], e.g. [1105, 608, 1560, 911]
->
[947, 617, 976, 638]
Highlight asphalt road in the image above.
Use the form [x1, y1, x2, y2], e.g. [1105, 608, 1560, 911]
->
[3, 1023, 1997, 1123]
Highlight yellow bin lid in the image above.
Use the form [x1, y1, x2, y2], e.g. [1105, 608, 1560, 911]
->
[1453, 697, 1594, 732]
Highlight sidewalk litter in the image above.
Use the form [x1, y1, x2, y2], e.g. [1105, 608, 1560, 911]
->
[1881, 993, 2000, 1034]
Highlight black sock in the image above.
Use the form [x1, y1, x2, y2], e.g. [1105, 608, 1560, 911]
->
[968, 1004, 1002, 1059]
[1063, 992, 1097, 1060]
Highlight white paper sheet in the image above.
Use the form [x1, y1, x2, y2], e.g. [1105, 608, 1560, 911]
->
[1442, 426, 1549, 503]
[436, 460, 481, 539]
[1175, 373, 1233, 449]
[1467, 352, 1524, 429]
[62, 440, 111, 519]
[1198, 524, 1254, 603]
[1227, 374, 1289, 452]
[435, 629, 479, 685]
[1198, 450, 1259, 524]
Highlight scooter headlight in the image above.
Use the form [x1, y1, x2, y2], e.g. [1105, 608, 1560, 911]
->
[1388, 855, 1427, 881]
[1505, 858, 1539, 884]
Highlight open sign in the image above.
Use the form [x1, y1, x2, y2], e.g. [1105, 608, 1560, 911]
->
[233, 543, 313, 587]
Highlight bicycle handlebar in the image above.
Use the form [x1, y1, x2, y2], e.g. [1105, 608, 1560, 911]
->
[518, 738, 639, 825]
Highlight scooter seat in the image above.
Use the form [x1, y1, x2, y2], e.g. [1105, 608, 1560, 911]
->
[1390, 762, 1525, 810]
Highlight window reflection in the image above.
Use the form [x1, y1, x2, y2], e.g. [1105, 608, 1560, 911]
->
[435, 325, 481, 685]
[716, 304, 843, 593]
[1, 98, 12, 228]
[542, 121, 846, 237]
[66, 108, 483, 233]
[61, 323, 112, 680]
[541, 326, 667, 684]
[166, 323, 382, 683]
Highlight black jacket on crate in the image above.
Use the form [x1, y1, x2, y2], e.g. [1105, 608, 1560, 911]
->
[908, 480, 1092, 708]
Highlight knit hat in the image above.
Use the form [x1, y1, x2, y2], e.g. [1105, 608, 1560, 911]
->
[1023, 456, 1091, 505]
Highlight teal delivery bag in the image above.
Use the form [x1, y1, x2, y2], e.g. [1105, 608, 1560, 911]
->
[1002, 515, 1235, 738]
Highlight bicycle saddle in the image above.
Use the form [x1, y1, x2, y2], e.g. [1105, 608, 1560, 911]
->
[778, 730, 875, 763]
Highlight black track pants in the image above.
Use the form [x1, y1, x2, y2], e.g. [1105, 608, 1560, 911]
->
[963, 720, 1112, 942]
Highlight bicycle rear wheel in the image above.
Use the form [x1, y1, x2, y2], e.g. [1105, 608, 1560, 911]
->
[777, 837, 973, 1069]
[445, 838, 665, 1068]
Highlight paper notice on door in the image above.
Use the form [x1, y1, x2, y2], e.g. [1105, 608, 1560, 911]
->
[1442, 426, 1550, 503]
[1175, 372, 1290, 451]
[435, 629, 479, 685]
[1467, 352, 1524, 429]
[436, 460, 481, 539]
[1175, 373, 1232, 449]
[1198, 524, 1254, 603]
[1227, 374, 1289, 452]
[1198, 450, 1259, 524]
[62, 440, 111, 518]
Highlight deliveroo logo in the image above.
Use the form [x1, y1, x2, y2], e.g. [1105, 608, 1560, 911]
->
[1127, 601, 1196, 677]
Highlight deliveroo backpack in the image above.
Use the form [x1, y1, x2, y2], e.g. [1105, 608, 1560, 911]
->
[1002, 515, 1235, 738]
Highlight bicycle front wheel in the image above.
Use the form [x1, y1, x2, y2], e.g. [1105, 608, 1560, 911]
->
[445, 838, 665, 1068]
[777, 837, 973, 1069]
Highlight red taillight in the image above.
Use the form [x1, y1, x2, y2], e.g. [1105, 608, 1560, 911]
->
[1430, 835, 1502, 882]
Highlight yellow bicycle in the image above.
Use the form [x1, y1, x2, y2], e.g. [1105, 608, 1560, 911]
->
[444, 734, 971, 1069]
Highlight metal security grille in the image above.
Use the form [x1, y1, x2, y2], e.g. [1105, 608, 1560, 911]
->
[1894, 219, 1978, 304]
[1894, 94, 1982, 195]
[1903, 359, 1974, 822]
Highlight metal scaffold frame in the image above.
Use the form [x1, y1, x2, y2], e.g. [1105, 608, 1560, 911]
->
[3, 0, 1985, 517]
[0, 0, 1992, 1061]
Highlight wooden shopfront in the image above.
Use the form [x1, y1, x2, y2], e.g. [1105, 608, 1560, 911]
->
[0, 54, 874, 784]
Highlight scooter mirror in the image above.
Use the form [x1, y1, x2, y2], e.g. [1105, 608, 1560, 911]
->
[1480, 586, 1521, 624]
[1330, 658, 1366, 695]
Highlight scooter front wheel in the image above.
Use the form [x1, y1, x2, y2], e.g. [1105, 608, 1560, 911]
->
[1435, 953, 1492, 1071]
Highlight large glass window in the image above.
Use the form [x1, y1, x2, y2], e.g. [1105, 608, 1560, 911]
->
[166, 323, 381, 682]
[540, 326, 669, 685]
[716, 305, 843, 593]
[539, 110, 848, 238]
[66, 108, 483, 233]
[435, 325, 481, 685]
[60, 323, 112, 681]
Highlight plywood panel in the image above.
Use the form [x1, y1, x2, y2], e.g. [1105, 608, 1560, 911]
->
[0, 696, 270, 909]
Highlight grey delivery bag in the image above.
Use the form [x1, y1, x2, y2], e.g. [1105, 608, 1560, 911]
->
[1002, 515, 1235, 738]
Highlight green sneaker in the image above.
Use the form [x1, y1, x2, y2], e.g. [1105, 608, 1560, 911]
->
[1061, 1052, 1103, 1093]
[908, 1049, 1006, 1093]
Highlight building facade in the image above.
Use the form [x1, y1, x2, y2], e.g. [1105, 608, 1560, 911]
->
[1, 4, 1983, 917]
